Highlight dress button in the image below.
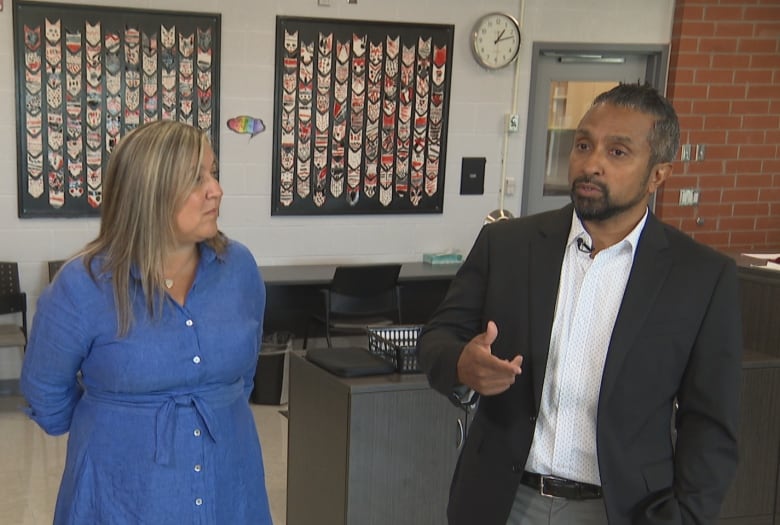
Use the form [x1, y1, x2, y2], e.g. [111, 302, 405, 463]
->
[194, 464, 202, 472]
[194, 428, 201, 437]
[186, 319, 194, 327]
[193, 356, 201, 364]
[195, 497, 203, 506]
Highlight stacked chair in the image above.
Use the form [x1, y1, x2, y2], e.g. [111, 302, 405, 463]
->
[0, 262, 28, 356]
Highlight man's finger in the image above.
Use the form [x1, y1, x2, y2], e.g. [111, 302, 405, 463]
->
[479, 320, 499, 346]
[507, 355, 523, 375]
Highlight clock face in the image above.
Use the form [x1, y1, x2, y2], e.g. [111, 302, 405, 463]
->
[471, 13, 521, 70]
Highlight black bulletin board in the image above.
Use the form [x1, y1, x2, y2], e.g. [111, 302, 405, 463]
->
[13, 1, 221, 218]
[272, 16, 454, 216]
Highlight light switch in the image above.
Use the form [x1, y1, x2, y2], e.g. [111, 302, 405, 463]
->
[695, 144, 706, 161]
[505, 177, 516, 196]
[681, 144, 691, 162]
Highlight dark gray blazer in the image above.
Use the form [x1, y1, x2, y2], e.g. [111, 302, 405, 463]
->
[418, 204, 741, 525]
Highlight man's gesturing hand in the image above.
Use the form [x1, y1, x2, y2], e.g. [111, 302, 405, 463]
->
[456, 321, 522, 396]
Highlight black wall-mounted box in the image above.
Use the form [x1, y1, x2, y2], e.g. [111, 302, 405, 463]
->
[460, 157, 486, 195]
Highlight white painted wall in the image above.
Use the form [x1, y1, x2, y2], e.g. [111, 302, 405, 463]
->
[0, 0, 674, 378]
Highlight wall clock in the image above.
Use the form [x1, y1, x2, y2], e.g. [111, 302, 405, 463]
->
[471, 12, 521, 70]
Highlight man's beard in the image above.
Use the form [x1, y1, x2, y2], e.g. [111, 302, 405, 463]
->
[570, 174, 648, 222]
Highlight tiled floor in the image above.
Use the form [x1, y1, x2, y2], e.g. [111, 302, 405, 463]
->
[0, 394, 289, 525]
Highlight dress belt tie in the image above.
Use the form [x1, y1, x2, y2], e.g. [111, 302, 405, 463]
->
[155, 394, 218, 465]
[83, 379, 244, 466]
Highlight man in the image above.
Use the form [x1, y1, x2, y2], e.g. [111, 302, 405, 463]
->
[418, 84, 741, 525]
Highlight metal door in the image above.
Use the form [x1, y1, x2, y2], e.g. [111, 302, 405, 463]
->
[521, 44, 668, 215]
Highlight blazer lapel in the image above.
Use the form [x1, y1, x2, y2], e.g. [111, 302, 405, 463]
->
[599, 212, 673, 401]
[528, 206, 572, 410]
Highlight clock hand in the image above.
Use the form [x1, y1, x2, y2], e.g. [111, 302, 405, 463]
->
[495, 35, 515, 43]
[493, 29, 506, 45]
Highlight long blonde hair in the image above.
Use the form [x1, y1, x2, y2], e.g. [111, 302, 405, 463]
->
[77, 120, 227, 335]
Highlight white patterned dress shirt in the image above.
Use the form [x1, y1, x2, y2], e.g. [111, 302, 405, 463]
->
[524, 209, 648, 486]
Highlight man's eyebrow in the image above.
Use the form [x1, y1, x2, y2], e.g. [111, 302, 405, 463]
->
[609, 134, 636, 143]
[574, 127, 636, 145]
[573, 127, 592, 139]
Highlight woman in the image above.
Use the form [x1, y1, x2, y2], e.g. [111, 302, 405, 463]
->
[21, 120, 273, 524]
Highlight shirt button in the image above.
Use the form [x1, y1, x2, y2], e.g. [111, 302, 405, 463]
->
[186, 319, 194, 327]
[194, 464, 202, 472]
[194, 428, 201, 437]
[195, 497, 203, 506]
[193, 356, 201, 364]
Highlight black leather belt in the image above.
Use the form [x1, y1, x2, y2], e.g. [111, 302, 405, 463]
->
[520, 471, 603, 500]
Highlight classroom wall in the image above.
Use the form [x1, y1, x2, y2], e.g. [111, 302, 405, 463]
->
[0, 0, 674, 378]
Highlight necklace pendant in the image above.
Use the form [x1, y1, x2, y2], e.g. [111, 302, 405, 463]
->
[164, 278, 174, 289]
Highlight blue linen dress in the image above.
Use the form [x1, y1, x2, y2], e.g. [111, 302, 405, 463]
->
[21, 241, 273, 525]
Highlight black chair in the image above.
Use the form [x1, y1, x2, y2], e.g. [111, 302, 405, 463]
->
[304, 264, 402, 349]
[0, 262, 28, 353]
[48, 259, 66, 282]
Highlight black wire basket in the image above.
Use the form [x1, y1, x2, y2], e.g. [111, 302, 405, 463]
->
[366, 325, 423, 373]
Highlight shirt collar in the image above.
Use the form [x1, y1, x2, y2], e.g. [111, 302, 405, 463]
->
[567, 208, 649, 258]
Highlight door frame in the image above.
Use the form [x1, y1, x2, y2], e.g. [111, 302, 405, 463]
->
[520, 42, 670, 215]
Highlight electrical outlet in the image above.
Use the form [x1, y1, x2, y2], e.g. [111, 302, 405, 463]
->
[679, 188, 700, 206]
[507, 114, 520, 133]
[317, 0, 330, 5]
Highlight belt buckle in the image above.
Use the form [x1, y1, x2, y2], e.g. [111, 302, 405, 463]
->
[539, 476, 557, 498]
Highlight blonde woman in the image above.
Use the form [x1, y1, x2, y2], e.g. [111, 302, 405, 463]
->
[22, 120, 272, 524]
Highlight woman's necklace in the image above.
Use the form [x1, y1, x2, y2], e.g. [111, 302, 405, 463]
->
[164, 250, 197, 289]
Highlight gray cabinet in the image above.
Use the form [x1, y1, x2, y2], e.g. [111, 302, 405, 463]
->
[286, 352, 465, 525]
[719, 351, 780, 525]
[737, 264, 780, 359]
[719, 258, 780, 525]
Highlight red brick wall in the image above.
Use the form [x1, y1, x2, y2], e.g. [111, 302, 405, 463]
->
[661, 0, 780, 251]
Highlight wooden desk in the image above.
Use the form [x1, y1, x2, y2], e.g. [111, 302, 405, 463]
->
[286, 352, 465, 525]
[260, 262, 461, 336]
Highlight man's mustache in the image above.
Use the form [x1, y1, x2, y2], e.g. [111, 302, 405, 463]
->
[571, 175, 607, 192]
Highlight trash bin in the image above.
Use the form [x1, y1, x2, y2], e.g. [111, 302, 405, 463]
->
[251, 331, 293, 405]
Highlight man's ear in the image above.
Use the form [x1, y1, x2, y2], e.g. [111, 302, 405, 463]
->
[648, 162, 673, 193]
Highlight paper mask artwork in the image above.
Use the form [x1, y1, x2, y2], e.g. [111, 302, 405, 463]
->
[271, 17, 453, 215]
[227, 116, 266, 138]
[13, 2, 220, 217]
